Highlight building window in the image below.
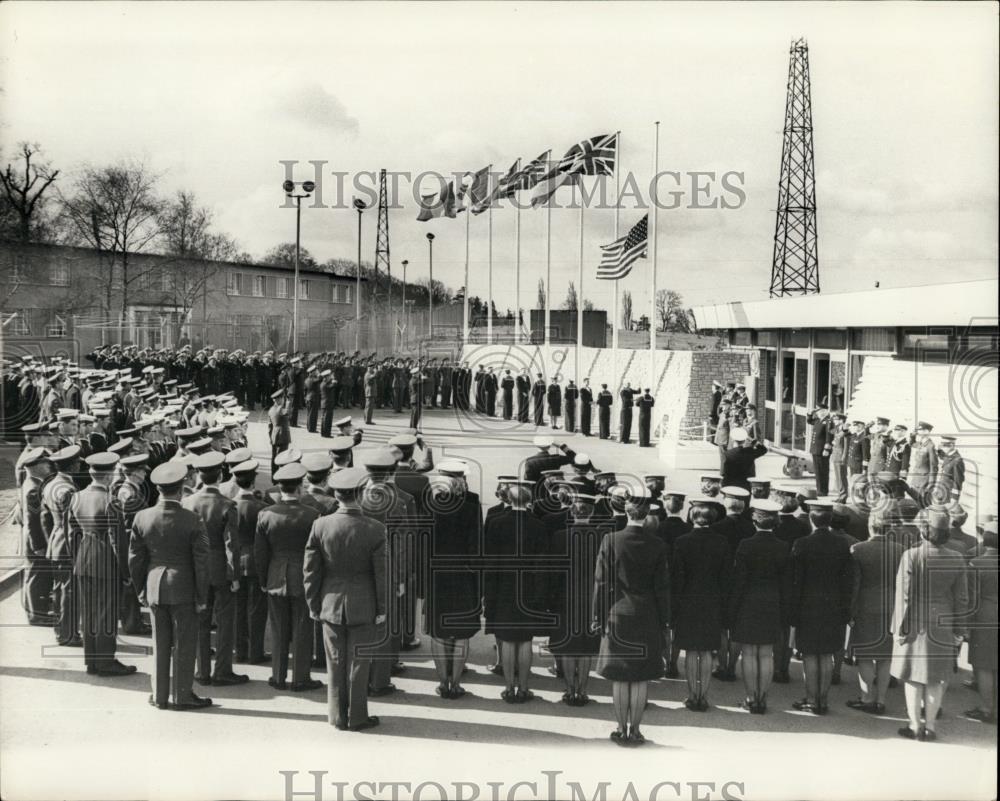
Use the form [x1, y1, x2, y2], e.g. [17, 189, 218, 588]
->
[227, 272, 243, 296]
[253, 276, 265, 297]
[46, 314, 67, 338]
[161, 272, 175, 292]
[7, 309, 31, 336]
[298, 279, 309, 300]
[50, 261, 71, 286]
[276, 277, 289, 298]
[334, 284, 352, 304]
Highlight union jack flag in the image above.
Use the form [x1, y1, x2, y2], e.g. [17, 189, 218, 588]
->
[506, 151, 550, 193]
[558, 133, 617, 176]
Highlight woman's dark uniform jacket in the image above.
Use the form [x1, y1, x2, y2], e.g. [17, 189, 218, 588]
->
[593, 522, 671, 681]
[670, 527, 731, 652]
[547, 520, 610, 657]
[790, 527, 854, 654]
[729, 530, 792, 645]
[483, 509, 551, 642]
[424, 493, 482, 640]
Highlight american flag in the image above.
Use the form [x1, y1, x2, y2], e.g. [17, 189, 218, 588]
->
[559, 133, 617, 176]
[597, 214, 647, 280]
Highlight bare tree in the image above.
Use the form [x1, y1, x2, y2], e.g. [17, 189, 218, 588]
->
[621, 289, 633, 331]
[536, 278, 546, 310]
[562, 281, 579, 310]
[262, 242, 319, 271]
[654, 288, 696, 333]
[57, 160, 163, 339]
[0, 143, 60, 243]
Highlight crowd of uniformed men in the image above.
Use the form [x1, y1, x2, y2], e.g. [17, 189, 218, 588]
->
[5, 344, 997, 743]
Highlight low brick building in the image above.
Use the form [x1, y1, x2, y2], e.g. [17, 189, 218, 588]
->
[0, 241, 367, 360]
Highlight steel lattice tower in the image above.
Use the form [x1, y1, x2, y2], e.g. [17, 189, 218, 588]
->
[374, 168, 391, 309]
[770, 38, 820, 297]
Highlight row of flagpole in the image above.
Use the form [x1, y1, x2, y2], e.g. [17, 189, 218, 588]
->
[445, 126, 659, 390]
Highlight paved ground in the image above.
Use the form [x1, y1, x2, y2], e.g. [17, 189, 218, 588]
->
[1, 409, 996, 800]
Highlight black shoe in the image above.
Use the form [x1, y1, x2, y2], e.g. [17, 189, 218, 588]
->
[400, 638, 422, 651]
[919, 729, 938, 742]
[349, 716, 380, 731]
[195, 674, 213, 686]
[831, 671, 842, 686]
[124, 624, 152, 636]
[267, 677, 288, 690]
[148, 694, 169, 710]
[664, 664, 680, 679]
[846, 698, 868, 710]
[488, 663, 504, 676]
[58, 636, 83, 648]
[173, 694, 213, 711]
[792, 699, 815, 712]
[368, 683, 396, 697]
[291, 679, 323, 692]
[863, 702, 886, 715]
[897, 726, 918, 740]
[96, 661, 137, 677]
[390, 662, 406, 676]
[547, 665, 564, 678]
[86, 665, 98, 675]
[212, 672, 250, 686]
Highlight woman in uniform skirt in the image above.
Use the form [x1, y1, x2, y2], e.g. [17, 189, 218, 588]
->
[964, 522, 998, 723]
[789, 499, 853, 715]
[729, 499, 791, 714]
[548, 493, 608, 706]
[671, 500, 731, 711]
[890, 509, 969, 740]
[593, 489, 670, 745]
[425, 475, 482, 699]
[845, 513, 904, 715]
[483, 481, 550, 703]
[546, 378, 562, 429]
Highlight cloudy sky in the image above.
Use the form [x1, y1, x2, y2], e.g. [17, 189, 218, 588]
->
[1, 2, 997, 315]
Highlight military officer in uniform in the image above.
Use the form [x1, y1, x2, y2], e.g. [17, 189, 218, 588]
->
[564, 380, 579, 433]
[364, 363, 378, 425]
[618, 383, 636, 444]
[515, 369, 531, 423]
[255, 462, 322, 692]
[128, 462, 212, 710]
[320, 369, 338, 437]
[115, 453, 153, 635]
[268, 388, 291, 476]
[636, 388, 655, 447]
[907, 422, 938, 507]
[408, 368, 423, 430]
[596, 384, 613, 439]
[935, 436, 965, 508]
[886, 424, 911, 480]
[69, 452, 137, 676]
[579, 378, 593, 437]
[867, 417, 891, 476]
[230, 459, 271, 665]
[304, 365, 321, 433]
[806, 404, 832, 497]
[500, 370, 515, 420]
[183, 451, 247, 686]
[42, 446, 82, 644]
[304, 467, 387, 730]
[20, 447, 54, 626]
[845, 420, 870, 501]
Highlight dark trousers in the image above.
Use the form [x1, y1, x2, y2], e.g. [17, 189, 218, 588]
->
[22, 553, 52, 624]
[620, 411, 632, 443]
[320, 404, 335, 438]
[245, 384, 257, 411]
[257, 385, 271, 410]
[812, 453, 830, 496]
[833, 460, 848, 501]
[502, 393, 513, 420]
[775, 625, 793, 676]
[150, 602, 197, 705]
[307, 402, 320, 433]
[197, 583, 235, 678]
[518, 395, 529, 423]
[638, 415, 651, 447]
[268, 594, 312, 684]
[441, 384, 452, 408]
[368, 619, 397, 690]
[51, 560, 79, 644]
[599, 408, 610, 439]
[581, 404, 592, 436]
[409, 402, 421, 430]
[271, 442, 289, 477]
[119, 582, 145, 633]
[533, 398, 544, 426]
[78, 574, 119, 670]
[393, 386, 404, 413]
[364, 396, 375, 425]
[290, 402, 300, 428]
[323, 620, 375, 727]
[234, 576, 267, 661]
[565, 404, 576, 433]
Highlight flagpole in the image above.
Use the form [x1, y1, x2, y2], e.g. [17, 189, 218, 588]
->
[463, 200, 470, 348]
[649, 121, 660, 389]
[612, 130, 620, 397]
[576, 180, 584, 385]
[544, 168, 552, 348]
[487, 165, 494, 346]
[514, 158, 522, 346]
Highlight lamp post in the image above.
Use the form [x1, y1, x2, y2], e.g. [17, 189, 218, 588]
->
[426, 233, 435, 337]
[401, 259, 408, 351]
[282, 178, 315, 353]
[353, 198, 367, 351]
